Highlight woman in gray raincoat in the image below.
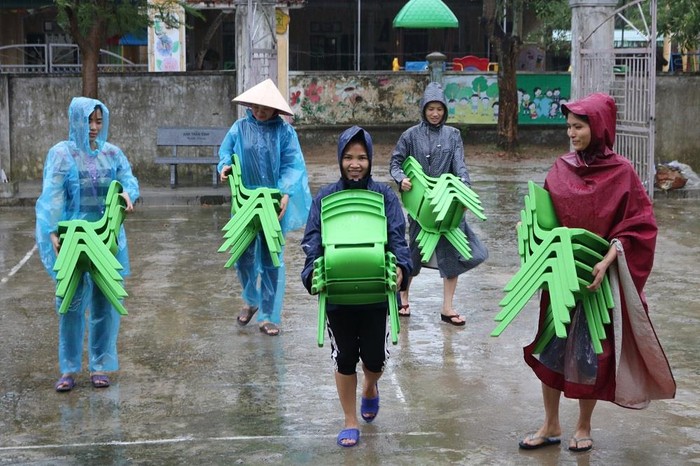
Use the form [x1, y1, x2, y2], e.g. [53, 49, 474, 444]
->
[389, 82, 487, 325]
[36, 97, 139, 392]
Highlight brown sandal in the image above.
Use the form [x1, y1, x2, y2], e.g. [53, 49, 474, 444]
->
[398, 304, 411, 317]
[237, 306, 258, 326]
[259, 322, 280, 336]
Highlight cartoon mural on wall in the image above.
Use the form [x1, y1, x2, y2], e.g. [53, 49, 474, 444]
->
[288, 73, 570, 127]
[444, 75, 499, 124]
[444, 73, 571, 125]
[289, 75, 427, 125]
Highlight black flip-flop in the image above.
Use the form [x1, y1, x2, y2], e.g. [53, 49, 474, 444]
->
[259, 322, 280, 336]
[440, 313, 466, 326]
[519, 435, 561, 450]
[398, 304, 411, 317]
[568, 437, 593, 452]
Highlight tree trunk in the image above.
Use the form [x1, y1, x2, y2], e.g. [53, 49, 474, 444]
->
[80, 41, 100, 98]
[481, 0, 522, 154]
[496, 36, 519, 153]
[66, 7, 105, 98]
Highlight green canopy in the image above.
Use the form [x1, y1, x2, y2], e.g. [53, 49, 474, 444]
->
[393, 0, 459, 29]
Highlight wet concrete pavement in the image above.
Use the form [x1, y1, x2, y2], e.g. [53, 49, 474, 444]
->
[1, 154, 699, 465]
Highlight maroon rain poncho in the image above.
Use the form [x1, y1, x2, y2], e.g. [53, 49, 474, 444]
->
[523, 93, 675, 408]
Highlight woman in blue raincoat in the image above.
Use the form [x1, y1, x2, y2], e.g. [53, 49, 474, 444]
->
[218, 79, 312, 336]
[36, 97, 140, 392]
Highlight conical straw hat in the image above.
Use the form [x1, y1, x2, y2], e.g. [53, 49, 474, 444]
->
[232, 78, 294, 116]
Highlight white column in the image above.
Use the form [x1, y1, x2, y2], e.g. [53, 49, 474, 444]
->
[569, 0, 617, 100]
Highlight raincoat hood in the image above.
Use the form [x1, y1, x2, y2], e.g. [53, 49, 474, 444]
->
[337, 125, 373, 189]
[561, 92, 616, 160]
[68, 96, 110, 156]
[420, 82, 448, 127]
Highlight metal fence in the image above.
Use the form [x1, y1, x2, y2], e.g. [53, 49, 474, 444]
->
[0, 44, 147, 74]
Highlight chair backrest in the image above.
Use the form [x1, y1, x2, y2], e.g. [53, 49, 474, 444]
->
[321, 190, 386, 247]
[528, 181, 561, 232]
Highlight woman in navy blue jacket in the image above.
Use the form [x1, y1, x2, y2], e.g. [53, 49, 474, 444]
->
[301, 126, 412, 447]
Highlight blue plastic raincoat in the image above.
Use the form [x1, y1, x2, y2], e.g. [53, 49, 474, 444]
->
[218, 109, 312, 324]
[35, 97, 140, 374]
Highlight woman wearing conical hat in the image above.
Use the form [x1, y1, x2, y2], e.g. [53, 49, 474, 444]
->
[218, 79, 312, 336]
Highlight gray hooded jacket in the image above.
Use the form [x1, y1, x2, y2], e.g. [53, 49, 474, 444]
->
[389, 81, 470, 185]
[389, 82, 487, 278]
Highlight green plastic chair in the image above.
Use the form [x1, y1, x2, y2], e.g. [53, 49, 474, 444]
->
[523, 183, 613, 306]
[321, 191, 389, 290]
[403, 158, 484, 225]
[493, 257, 577, 339]
[313, 190, 400, 347]
[532, 271, 612, 356]
[55, 237, 123, 284]
[415, 229, 441, 263]
[527, 182, 609, 253]
[492, 181, 614, 350]
[54, 180, 129, 315]
[400, 156, 486, 262]
[220, 197, 283, 251]
[220, 153, 285, 268]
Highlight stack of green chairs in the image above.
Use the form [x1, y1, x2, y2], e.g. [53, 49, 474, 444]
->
[310, 190, 400, 347]
[401, 156, 486, 262]
[53, 180, 129, 315]
[219, 153, 285, 268]
[491, 181, 615, 354]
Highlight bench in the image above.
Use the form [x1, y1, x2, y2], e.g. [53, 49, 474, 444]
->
[155, 127, 229, 188]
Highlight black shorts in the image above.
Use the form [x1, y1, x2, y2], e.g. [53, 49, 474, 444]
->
[327, 306, 389, 375]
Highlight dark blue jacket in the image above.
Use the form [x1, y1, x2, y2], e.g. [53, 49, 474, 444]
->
[300, 126, 412, 306]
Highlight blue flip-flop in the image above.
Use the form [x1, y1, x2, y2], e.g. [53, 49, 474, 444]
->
[360, 385, 379, 422]
[337, 428, 360, 447]
[90, 374, 110, 388]
[55, 375, 75, 392]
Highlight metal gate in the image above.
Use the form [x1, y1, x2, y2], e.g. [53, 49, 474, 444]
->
[577, 0, 657, 198]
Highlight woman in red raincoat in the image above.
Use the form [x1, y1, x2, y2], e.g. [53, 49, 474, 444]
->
[518, 93, 675, 453]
